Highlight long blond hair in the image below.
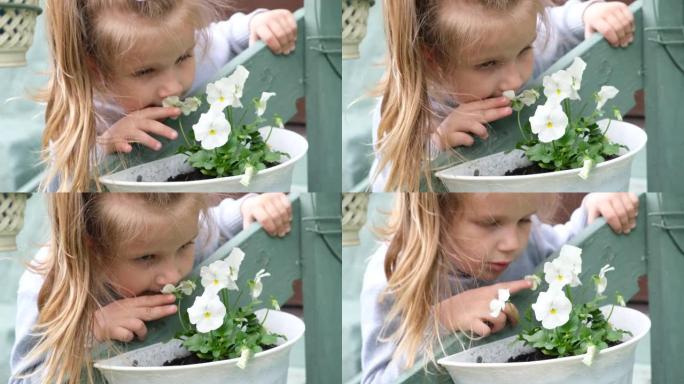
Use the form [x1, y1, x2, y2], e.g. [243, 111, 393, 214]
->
[20, 193, 207, 384]
[380, 193, 558, 368]
[375, 0, 546, 191]
[41, 0, 228, 191]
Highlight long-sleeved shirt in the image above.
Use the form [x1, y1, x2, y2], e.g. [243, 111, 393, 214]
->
[360, 204, 589, 383]
[8, 196, 252, 384]
[368, 0, 601, 191]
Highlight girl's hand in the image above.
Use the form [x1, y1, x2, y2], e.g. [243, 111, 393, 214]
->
[585, 192, 639, 234]
[241, 193, 293, 237]
[437, 279, 532, 337]
[249, 10, 297, 55]
[93, 294, 178, 343]
[433, 97, 512, 150]
[583, 2, 635, 48]
[98, 107, 181, 154]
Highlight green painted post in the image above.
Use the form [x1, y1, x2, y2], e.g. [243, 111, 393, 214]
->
[431, 2, 645, 174]
[304, 0, 342, 192]
[397, 194, 648, 383]
[646, 194, 684, 383]
[301, 193, 342, 383]
[643, 0, 684, 192]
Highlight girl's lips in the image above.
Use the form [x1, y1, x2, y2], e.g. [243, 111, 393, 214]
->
[488, 261, 511, 272]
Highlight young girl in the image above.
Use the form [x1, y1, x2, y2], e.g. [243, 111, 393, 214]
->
[370, 0, 635, 191]
[361, 192, 639, 383]
[10, 192, 292, 384]
[42, 0, 298, 191]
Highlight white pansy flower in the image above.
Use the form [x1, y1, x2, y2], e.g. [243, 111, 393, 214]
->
[161, 283, 176, 294]
[519, 89, 540, 106]
[250, 269, 271, 299]
[206, 65, 250, 109]
[488, 288, 510, 318]
[596, 85, 619, 111]
[524, 274, 542, 291]
[543, 260, 574, 289]
[192, 107, 230, 150]
[240, 165, 256, 187]
[503, 90, 516, 101]
[557, 244, 583, 287]
[594, 264, 615, 295]
[200, 260, 231, 294]
[529, 102, 568, 143]
[224, 247, 246, 284]
[566, 57, 587, 97]
[578, 157, 595, 180]
[543, 71, 574, 103]
[236, 346, 252, 369]
[582, 344, 598, 366]
[255, 92, 276, 117]
[187, 292, 226, 333]
[162, 96, 201, 116]
[531, 289, 572, 329]
[178, 280, 196, 296]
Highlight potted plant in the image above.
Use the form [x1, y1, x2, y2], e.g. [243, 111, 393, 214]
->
[438, 245, 651, 384]
[99, 65, 308, 192]
[0, 0, 42, 67]
[342, 0, 375, 59]
[435, 58, 647, 192]
[94, 247, 306, 384]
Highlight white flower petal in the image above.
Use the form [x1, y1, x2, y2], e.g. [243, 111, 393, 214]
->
[187, 293, 226, 333]
[529, 102, 568, 143]
[596, 85, 619, 111]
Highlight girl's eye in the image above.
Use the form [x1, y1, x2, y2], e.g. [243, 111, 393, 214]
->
[176, 53, 193, 64]
[137, 254, 156, 263]
[519, 46, 533, 56]
[477, 60, 498, 70]
[180, 241, 195, 251]
[133, 68, 155, 77]
[519, 217, 532, 225]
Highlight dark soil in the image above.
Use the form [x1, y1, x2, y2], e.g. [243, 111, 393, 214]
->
[165, 169, 214, 182]
[503, 155, 619, 176]
[507, 340, 622, 363]
[163, 354, 213, 366]
[161, 344, 277, 366]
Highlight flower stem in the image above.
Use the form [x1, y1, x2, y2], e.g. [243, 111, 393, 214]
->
[260, 308, 270, 327]
[517, 110, 527, 141]
[177, 298, 189, 332]
[178, 119, 192, 148]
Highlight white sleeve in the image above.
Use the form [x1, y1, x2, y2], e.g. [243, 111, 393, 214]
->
[360, 244, 407, 384]
[194, 194, 256, 263]
[10, 249, 48, 383]
[529, 203, 589, 262]
[191, 10, 267, 94]
[534, 0, 603, 77]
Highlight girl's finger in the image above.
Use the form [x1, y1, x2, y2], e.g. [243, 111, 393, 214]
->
[487, 312, 508, 334]
[129, 130, 163, 151]
[124, 318, 148, 341]
[111, 326, 135, 343]
[141, 120, 178, 141]
[600, 204, 621, 233]
[621, 6, 635, 32]
[620, 193, 638, 220]
[265, 21, 290, 53]
[497, 279, 533, 295]
[135, 304, 177, 322]
[478, 106, 513, 123]
[255, 207, 277, 234]
[447, 131, 475, 147]
[258, 25, 283, 53]
[594, 18, 620, 46]
[502, 302, 520, 327]
[276, 15, 296, 51]
[263, 201, 286, 235]
[459, 96, 511, 113]
[610, 199, 630, 233]
[134, 107, 182, 121]
[128, 294, 177, 308]
[469, 319, 492, 337]
[605, 14, 627, 46]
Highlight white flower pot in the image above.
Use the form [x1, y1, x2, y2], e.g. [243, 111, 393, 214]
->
[438, 306, 650, 384]
[435, 120, 646, 192]
[94, 310, 305, 384]
[99, 128, 308, 192]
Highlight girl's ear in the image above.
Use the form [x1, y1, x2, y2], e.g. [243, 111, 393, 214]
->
[85, 56, 105, 85]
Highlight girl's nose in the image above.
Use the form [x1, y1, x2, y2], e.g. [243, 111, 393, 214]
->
[500, 63, 525, 93]
[497, 226, 522, 253]
[158, 74, 184, 100]
[156, 265, 183, 287]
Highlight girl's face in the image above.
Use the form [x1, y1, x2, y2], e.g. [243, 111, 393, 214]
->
[452, 194, 541, 281]
[104, 16, 197, 113]
[444, 5, 538, 103]
[105, 199, 200, 297]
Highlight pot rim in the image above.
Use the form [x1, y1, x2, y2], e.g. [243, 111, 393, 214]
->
[99, 128, 308, 188]
[438, 305, 650, 369]
[435, 120, 647, 182]
[93, 309, 305, 372]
